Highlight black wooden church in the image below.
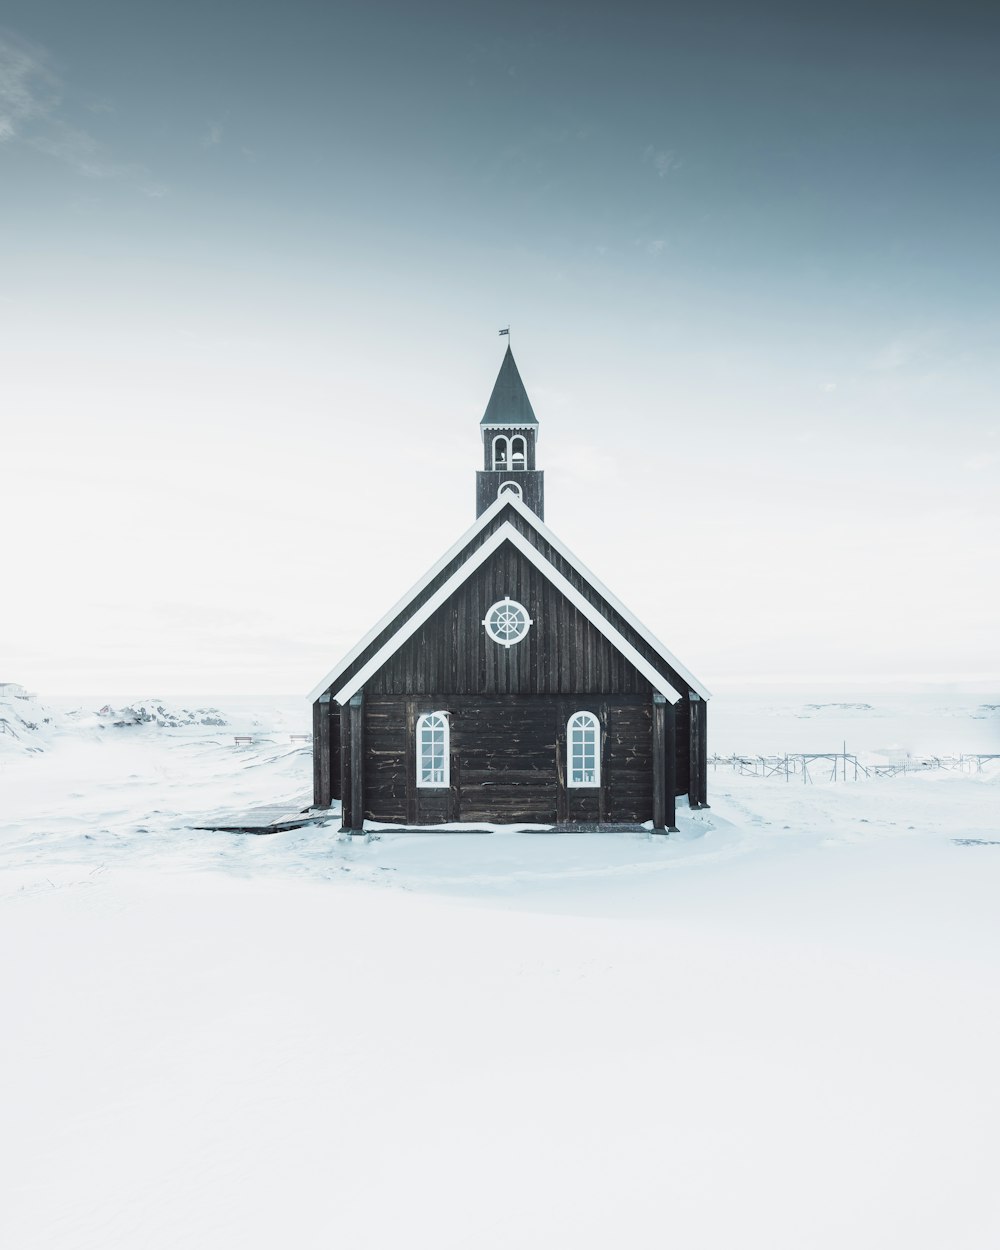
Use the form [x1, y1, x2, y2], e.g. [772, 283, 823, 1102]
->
[310, 346, 709, 832]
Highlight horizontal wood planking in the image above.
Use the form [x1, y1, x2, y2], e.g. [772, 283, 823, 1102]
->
[360, 693, 678, 825]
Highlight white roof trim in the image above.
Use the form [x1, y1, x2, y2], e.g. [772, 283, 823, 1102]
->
[309, 489, 710, 704]
[307, 493, 514, 703]
[502, 493, 712, 700]
[333, 523, 684, 705]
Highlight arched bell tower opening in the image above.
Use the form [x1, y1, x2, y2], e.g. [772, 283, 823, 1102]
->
[475, 345, 545, 519]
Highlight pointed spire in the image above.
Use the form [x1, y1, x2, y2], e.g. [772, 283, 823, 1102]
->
[481, 345, 538, 426]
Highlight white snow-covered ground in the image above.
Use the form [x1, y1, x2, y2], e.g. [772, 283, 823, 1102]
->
[1, 691, 999, 1249]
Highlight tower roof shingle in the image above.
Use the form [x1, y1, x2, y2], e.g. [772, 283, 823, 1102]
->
[481, 346, 538, 426]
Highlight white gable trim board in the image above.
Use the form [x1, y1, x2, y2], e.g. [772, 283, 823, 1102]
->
[307, 493, 512, 703]
[507, 495, 711, 700]
[332, 523, 685, 705]
[309, 490, 710, 704]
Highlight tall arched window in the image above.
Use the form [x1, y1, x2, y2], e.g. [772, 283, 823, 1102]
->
[567, 711, 600, 787]
[416, 711, 449, 787]
[491, 435, 510, 471]
[510, 435, 527, 470]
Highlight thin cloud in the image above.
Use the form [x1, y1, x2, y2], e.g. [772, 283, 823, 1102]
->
[870, 330, 947, 374]
[643, 144, 680, 178]
[871, 339, 914, 372]
[201, 121, 224, 149]
[29, 119, 166, 196]
[0, 30, 164, 195]
[0, 32, 60, 141]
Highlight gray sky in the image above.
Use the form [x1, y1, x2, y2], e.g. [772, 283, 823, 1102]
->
[2, 1, 998, 695]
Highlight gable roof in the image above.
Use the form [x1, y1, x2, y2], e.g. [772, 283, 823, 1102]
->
[334, 523, 683, 704]
[481, 346, 538, 427]
[308, 491, 711, 705]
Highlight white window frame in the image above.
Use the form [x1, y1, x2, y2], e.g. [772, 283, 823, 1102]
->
[567, 711, 600, 788]
[491, 435, 510, 471]
[483, 597, 533, 647]
[497, 480, 522, 499]
[510, 434, 527, 469]
[416, 711, 449, 788]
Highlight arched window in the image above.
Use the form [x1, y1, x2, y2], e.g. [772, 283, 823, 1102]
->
[497, 480, 522, 500]
[567, 711, 600, 787]
[416, 711, 449, 787]
[491, 435, 510, 471]
[510, 435, 527, 470]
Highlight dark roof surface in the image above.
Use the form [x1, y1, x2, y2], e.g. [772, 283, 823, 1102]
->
[481, 346, 538, 426]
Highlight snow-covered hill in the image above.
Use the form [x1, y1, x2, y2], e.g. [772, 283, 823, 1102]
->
[0, 686, 58, 753]
[0, 688, 233, 756]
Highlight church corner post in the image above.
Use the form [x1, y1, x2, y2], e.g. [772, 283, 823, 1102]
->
[688, 693, 709, 811]
[340, 691, 366, 835]
[313, 696, 328, 808]
[652, 693, 679, 833]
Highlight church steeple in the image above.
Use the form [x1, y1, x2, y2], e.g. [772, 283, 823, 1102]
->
[476, 346, 545, 519]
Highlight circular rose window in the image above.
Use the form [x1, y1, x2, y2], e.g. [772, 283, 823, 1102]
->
[483, 597, 532, 647]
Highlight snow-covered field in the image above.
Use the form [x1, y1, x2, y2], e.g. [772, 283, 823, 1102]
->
[1, 690, 999, 1249]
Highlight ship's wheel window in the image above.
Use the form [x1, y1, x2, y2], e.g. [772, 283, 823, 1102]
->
[416, 711, 449, 787]
[483, 597, 532, 647]
[568, 711, 600, 787]
[498, 481, 522, 499]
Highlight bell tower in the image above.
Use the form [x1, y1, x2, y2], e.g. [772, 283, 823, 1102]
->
[475, 345, 545, 519]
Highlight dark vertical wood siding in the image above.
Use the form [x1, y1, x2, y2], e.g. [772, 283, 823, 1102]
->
[476, 469, 544, 520]
[313, 700, 325, 808]
[313, 700, 342, 808]
[673, 700, 690, 797]
[367, 544, 653, 698]
[326, 504, 697, 707]
[688, 698, 708, 808]
[338, 703, 352, 826]
[329, 708, 342, 802]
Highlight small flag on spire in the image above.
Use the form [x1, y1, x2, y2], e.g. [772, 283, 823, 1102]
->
[498, 326, 509, 337]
